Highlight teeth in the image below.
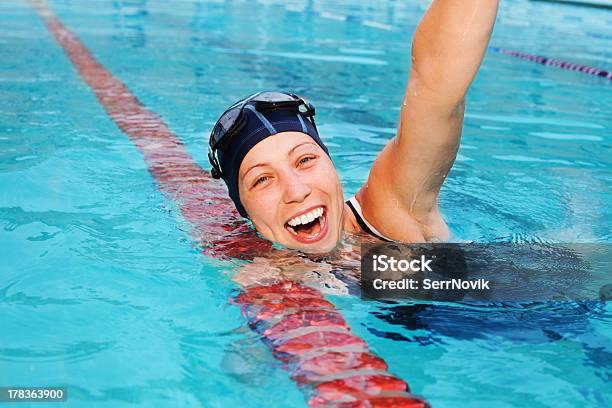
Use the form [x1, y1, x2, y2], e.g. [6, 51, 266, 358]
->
[287, 207, 324, 227]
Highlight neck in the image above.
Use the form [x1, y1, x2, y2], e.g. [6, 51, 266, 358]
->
[342, 202, 360, 233]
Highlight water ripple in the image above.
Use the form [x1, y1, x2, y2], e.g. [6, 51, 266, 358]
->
[0, 341, 115, 363]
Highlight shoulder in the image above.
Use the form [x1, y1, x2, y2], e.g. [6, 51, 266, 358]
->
[354, 187, 449, 243]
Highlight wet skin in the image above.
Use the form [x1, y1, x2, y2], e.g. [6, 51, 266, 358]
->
[238, 131, 351, 253]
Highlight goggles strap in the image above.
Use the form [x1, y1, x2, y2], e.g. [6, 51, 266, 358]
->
[296, 113, 307, 133]
[208, 148, 222, 178]
[244, 105, 277, 134]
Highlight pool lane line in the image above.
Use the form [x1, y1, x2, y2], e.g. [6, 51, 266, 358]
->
[530, 0, 612, 10]
[27, 1, 429, 406]
[27, 0, 272, 260]
[259, 0, 612, 81]
[490, 47, 612, 80]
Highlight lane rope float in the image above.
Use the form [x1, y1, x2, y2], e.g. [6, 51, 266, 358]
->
[254, 0, 612, 82]
[490, 47, 612, 80]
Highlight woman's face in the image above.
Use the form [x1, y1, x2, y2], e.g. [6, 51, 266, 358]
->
[238, 132, 344, 253]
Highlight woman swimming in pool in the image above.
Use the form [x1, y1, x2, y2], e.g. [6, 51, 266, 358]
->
[208, 0, 499, 254]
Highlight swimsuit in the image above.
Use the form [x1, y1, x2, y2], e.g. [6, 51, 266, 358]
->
[346, 196, 393, 242]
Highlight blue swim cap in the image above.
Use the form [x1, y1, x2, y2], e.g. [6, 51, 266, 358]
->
[213, 100, 329, 218]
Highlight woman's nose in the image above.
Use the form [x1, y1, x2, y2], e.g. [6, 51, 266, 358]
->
[282, 171, 311, 204]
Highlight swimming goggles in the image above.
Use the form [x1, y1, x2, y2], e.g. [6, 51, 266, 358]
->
[208, 91, 317, 179]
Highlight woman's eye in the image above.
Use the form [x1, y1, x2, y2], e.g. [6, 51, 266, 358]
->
[298, 156, 317, 166]
[252, 176, 269, 187]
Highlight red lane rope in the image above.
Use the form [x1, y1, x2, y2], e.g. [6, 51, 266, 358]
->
[28, 1, 428, 405]
[29, 0, 271, 260]
[235, 282, 428, 407]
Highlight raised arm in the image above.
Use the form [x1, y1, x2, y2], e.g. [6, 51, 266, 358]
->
[411, 0, 500, 108]
[357, 0, 499, 241]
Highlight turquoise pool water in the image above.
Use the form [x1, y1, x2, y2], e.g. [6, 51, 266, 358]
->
[1, 0, 611, 406]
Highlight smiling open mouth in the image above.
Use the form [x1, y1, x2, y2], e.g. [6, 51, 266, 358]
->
[285, 206, 327, 243]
